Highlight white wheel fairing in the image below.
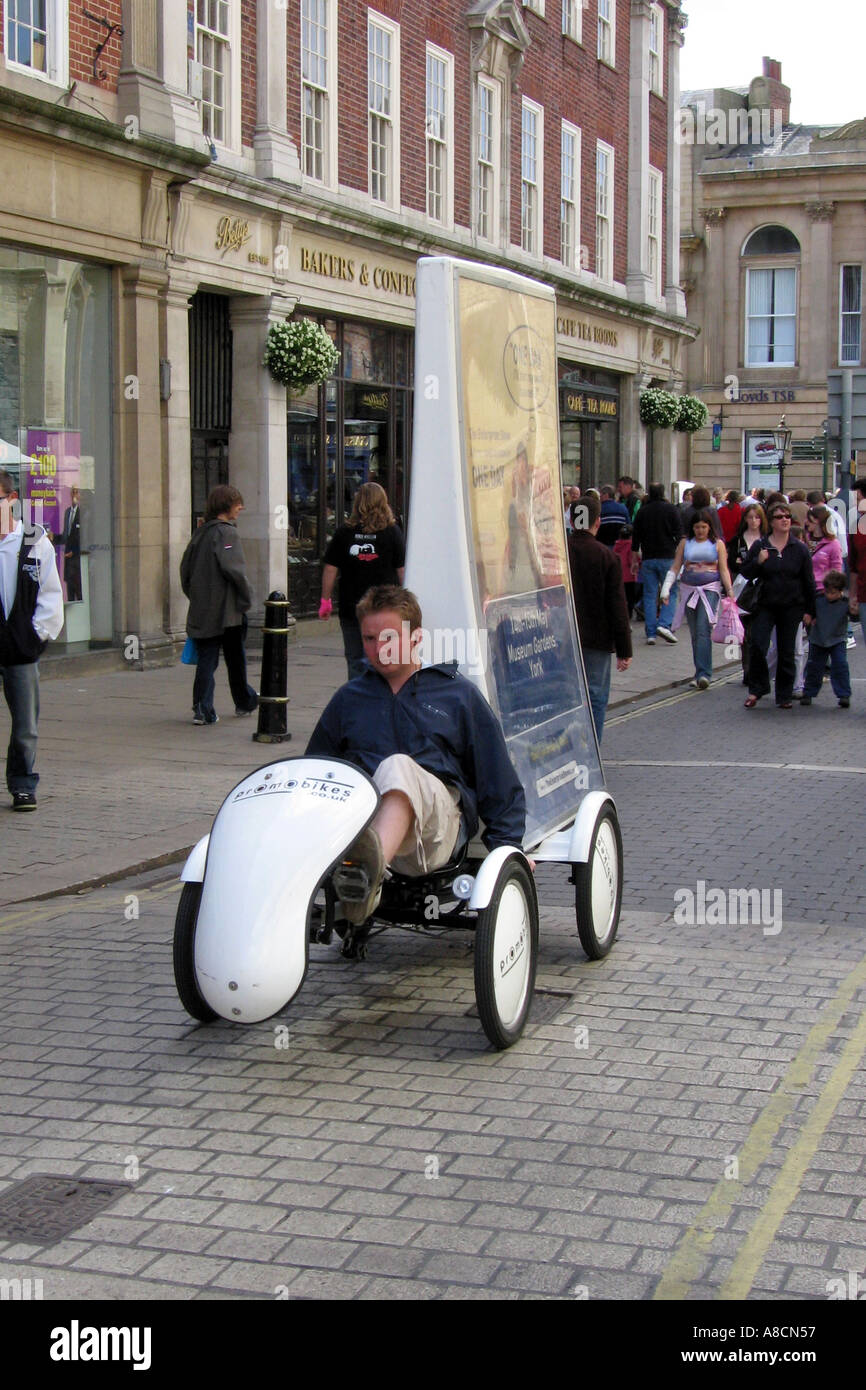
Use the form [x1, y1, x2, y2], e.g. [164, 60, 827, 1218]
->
[491, 880, 532, 1027]
[589, 816, 619, 948]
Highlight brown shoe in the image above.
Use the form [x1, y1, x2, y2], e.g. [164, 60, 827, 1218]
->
[333, 826, 386, 925]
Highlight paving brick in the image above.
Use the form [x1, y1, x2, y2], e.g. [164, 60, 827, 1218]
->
[419, 1252, 501, 1285]
[142, 1253, 232, 1287]
[344, 1243, 429, 1278]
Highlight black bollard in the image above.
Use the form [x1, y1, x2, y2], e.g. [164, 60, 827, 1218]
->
[253, 592, 291, 743]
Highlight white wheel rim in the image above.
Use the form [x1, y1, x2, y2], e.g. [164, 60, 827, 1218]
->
[492, 881, 532, 1028]
[590, 819, 619, 947]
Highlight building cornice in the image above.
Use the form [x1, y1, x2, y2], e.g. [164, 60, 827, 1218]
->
[0, 85, 210, 175]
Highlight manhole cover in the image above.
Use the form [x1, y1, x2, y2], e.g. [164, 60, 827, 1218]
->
[466, 988, 574, 1023]
[0, 1176, 129, 1246]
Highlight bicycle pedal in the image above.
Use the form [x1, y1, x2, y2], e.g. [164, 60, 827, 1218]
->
[332, 862, 372, 903]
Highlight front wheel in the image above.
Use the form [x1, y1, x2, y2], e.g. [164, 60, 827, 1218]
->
[173, 882, 217, 1021]
[573, 804, 623, 960]
[474, 857, 539, 1050]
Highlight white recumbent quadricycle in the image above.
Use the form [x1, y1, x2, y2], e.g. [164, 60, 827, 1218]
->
[173, 258, 624, 1050]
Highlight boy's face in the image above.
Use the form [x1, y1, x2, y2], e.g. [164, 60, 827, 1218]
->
[824, 588, 844, 602]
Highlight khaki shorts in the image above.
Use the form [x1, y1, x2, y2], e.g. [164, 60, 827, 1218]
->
[373, 754, 462, 876]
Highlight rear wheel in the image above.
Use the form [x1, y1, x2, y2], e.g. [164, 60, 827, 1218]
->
[474, 857, 539, 1050]
[173, 882, 217, 1021]
[573, 805, 622, 960]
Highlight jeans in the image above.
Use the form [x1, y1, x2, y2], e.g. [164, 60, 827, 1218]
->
[639, 557, 677, 636]
[749, 605, 803, 703]
[0, 661, 40, 793]
[581, 646, 612, 742]
[685, 592, 718, 683]
[192, 620, 257, 719]
[803, 643, 851, 700]
[339, 618, 367, 679]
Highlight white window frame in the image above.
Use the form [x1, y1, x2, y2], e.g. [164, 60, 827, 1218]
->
[425, 44, 454, 228]
[649, 4, 664, 96]
[647, 166, 663, 298]
[596, 140, 614, 282]
[598, 0, 615, 67]
[840, 264, 862, 367]
[367, 10, 401, 209]
[523, 1, 545, 15]
[560, 121, 581, 269]
[562, 0, 582, 43]
[301, 0, 338, 185]
[475, 76, 501, 245]
[521, 98, 544, 258]
[4, 0, 68, 86]
[745, 266, 798, 368]
[195, 0, 241, 152]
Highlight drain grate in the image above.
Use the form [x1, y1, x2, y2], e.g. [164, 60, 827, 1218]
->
[466, 988, 574, 1023]
[0, 1176, 129, 1246]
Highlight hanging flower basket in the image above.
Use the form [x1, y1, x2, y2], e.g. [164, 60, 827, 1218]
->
[263, 318, 340, 390]
[639, 388, 680, 429]
[674, 394, 710, 433]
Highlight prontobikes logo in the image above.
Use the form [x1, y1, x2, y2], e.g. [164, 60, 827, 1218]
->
[502, 324, 551, 411]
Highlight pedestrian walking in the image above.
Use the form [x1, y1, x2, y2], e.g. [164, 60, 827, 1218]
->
[0, 470, 64, 810]
[319, 482, 405, 679]
[727, 503, 768, 686]
[662, 509, 735, 690]
[180, 484, 258, 726]
[717, 489, 743, 544]
[799, 570, 851, 708]
[597, 485, 630, 547]
[740, 502, 817, 710]
[630, 482, 682, 644]
[847, 478, 866, 645]
[567, 492, 632, 740]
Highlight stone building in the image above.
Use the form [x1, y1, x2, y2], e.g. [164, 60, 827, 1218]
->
[680, 58, 866, 497]
[0, 1, 693, 651]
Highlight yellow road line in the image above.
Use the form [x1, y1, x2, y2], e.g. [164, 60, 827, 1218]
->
[653, 951, 866, 1301]
[719, 1002, 866, 1300]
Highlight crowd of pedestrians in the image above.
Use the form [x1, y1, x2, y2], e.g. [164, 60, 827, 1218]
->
[565, 475, 863, 738]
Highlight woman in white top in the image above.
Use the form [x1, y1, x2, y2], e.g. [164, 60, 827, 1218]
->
[662, 510, 734, 690]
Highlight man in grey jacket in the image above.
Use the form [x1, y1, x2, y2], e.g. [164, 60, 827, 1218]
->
[180, 485, 258, 725]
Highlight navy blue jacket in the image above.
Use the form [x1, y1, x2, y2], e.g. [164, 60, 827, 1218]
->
[306, 662, 526, 851]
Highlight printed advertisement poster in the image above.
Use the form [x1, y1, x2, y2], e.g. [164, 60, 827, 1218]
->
[24, 430, 83, 602]
[456, 274, 604, 843]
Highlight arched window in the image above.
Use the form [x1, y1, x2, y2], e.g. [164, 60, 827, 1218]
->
[742, 225, 800, 257]
[742, 226, 799, 366]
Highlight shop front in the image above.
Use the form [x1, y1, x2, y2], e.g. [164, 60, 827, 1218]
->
[556, 305, 642, 493]
[0, 246, 114, 650]
[280, 233, 417, 617]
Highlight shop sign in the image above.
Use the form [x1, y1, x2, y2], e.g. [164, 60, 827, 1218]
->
[299, 244, 416, 299]
[561, 390, 618, 420]
[556, 315, 618, 349]
[214, 216, 269, 265]
[359, 391, 388, 411]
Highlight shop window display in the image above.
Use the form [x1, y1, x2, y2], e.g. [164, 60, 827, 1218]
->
[0, 249, 112, 648]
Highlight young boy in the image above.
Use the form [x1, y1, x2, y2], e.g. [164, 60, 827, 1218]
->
[800, 570, 851, 708]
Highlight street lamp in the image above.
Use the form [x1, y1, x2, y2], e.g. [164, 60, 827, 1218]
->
[772, 414, 792, 494]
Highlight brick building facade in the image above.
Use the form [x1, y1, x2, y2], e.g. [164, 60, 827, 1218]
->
[0, 0, 694, 651]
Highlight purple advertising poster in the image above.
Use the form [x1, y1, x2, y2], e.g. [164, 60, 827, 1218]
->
[24, 431, 82, 602]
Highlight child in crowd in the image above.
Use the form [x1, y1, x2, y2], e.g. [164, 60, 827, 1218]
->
[800, 570, 851, 708]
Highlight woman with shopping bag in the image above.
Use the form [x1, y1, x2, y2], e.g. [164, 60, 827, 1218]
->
[660, 511, 735, 690]
[739, 503, 817, 710]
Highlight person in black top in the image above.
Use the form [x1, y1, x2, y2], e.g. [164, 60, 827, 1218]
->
[568, 492, 632, 740]
[740, 503, 817, 709]
[630, 482, 682, 643]
[320, 482, 405, 678]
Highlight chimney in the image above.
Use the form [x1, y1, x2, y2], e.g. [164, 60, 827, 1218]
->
[749, 57, 791, 126]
